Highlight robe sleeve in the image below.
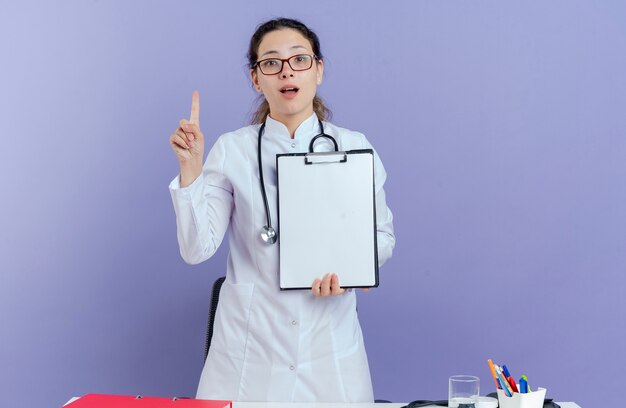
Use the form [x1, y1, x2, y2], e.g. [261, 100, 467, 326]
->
[169, 136, 234, 265]
[361, 135, 396, 267]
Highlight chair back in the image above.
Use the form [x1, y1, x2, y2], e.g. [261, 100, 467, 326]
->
[204, 276, 226, 361]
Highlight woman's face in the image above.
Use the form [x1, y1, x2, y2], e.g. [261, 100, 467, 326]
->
[251, 28, 324, 125]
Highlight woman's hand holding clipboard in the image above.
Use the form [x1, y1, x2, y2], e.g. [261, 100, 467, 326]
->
[311, 273, 371, 297]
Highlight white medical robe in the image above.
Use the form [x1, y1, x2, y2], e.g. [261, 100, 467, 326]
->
[169, 113, 395, 402]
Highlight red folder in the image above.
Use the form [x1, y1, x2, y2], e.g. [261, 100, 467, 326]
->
[64, 394, 232, 408]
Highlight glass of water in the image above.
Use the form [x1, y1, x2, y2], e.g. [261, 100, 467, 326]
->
[449, 375, 480, 407]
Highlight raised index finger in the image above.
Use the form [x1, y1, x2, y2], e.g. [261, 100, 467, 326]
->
[190, 90, 200, 126]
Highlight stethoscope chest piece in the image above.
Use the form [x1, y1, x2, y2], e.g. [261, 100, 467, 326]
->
[260, 225, 277, 244]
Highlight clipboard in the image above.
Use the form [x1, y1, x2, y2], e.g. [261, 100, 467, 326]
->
[276, 134, 379, 290]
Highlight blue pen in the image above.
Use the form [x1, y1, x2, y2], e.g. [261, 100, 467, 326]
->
[496, 377, 507, 393]
[502, 365, 512, 378]
[496, 368, 513, 397]
[519, 376, 528, 393]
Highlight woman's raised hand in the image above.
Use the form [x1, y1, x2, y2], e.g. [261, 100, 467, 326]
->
[170, 90, 205, 187]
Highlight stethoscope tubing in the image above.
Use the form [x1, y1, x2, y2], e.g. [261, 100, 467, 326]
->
[257, 122, 274, 240]
[257, 118, 332, 244]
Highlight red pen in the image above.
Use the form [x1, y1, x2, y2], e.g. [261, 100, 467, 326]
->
[502, 365, 519, 393]
[507, 375, 519, 393]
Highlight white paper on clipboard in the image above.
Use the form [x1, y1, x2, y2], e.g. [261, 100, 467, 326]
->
[276, 148, 379, 290]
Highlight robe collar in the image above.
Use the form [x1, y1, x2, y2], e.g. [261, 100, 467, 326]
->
[264, 113, 320, 140]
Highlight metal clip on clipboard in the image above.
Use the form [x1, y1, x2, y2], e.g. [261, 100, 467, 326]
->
[305, 133, 347, 164]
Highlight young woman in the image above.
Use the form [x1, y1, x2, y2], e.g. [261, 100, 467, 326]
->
[169, 18, 395, 403]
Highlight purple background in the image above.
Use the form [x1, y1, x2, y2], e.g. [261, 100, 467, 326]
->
[1, 1, 624, 407]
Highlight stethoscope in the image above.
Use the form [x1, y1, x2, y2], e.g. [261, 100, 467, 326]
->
[257, 118, 338, 244]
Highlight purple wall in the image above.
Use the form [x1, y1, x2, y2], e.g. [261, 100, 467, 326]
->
[1, 1, 624, 407]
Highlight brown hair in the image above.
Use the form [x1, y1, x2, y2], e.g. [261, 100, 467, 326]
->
[248, 18, 331, 124]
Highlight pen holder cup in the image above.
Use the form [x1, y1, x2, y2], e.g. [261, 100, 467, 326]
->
[496, 387, 546, 408]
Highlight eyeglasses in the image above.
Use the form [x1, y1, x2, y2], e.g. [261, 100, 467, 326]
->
[254, 54, 318, 75]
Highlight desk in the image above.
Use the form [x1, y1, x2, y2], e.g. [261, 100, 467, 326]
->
[65, 398, 582, 407]
[230, 403, 581, 408]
